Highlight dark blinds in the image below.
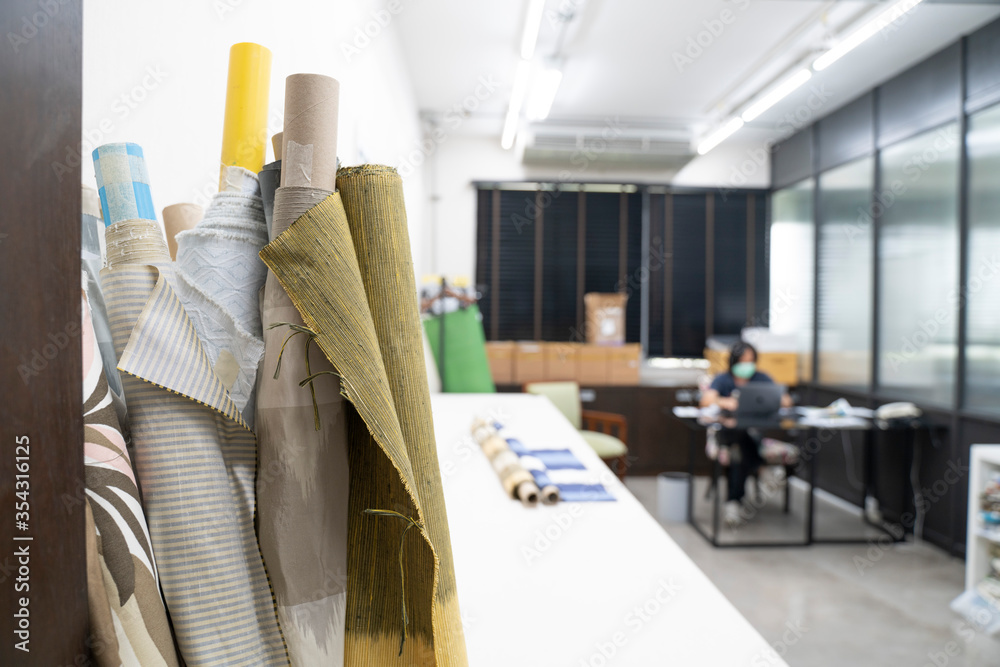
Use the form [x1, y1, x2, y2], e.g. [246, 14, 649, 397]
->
[672, 194, 707, 357]
[497, 190, 536, 340]
[475, 188, 493, 338]
[541, 190, 579, 341]
[646, 193, 667, 357]
[474, 185, 767, 358]
[713, 193, 748, 336]
[625, 192, 643, 342]
[754, 195, 769, 327]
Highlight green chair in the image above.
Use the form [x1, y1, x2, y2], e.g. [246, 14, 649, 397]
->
[523, 381, 629, 480]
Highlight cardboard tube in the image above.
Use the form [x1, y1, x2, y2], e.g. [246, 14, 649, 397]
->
[162, 203, 203, 260]
[220, 42, 272, 189]
[281, 74, 339, 190]
[271, 132, 283, 160]
[539, 485, 560, 505]
[515, 480, 541, 507]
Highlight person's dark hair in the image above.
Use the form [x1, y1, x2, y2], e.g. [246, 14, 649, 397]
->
[728, 340, 758, 371]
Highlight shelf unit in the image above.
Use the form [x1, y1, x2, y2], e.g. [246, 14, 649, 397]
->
[952, 444, 1000, 635]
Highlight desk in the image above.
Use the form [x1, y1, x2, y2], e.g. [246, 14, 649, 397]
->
[673, 409, 913, 548]
[433, 393, 787, 666]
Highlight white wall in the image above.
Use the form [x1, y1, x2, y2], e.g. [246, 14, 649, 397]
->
[81, 0, 426, 277]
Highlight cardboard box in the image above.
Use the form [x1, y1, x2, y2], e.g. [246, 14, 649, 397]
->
[608, 343, 641, 385]
[757, 351, 798, 387]
[514, 342, 546, 385]
[544, 342, 579, 381]
[704, 347, 728, 377]
[577, 344, 610, 385]
[705, 346, 798, 387]
[485, 341, 515, 385]
[584, 293, 628, 346]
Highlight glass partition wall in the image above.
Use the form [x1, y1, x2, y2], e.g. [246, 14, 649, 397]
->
[877, 125, 961, 406]
[770, 180, 815, 383]
[817, 157, 874, 391]
[775, 109, 1000, 413]
[965, 104, 1000, 415]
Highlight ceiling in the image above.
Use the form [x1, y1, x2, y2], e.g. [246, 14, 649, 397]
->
[394, 0, 1000, 174]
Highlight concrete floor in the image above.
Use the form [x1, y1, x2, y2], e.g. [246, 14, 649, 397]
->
[626, 475, 1000, 666]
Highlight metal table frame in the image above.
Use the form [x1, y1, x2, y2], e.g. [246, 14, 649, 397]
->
[676, 414, 917, 548]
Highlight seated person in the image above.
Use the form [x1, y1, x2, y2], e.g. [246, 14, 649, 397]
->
[700, 341, 792, 525]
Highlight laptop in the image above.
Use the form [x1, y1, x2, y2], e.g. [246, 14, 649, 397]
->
[732, 384, 784, 424]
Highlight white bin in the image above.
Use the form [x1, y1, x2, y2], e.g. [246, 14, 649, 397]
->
[657, 472, 690, 523]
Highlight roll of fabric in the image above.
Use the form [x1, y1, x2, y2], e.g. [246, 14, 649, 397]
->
[93, 143, 156, 226]
[220, 42, 271, 187]
[471, 427, 542, 507]
[256, 185, 349, 666]
[260, 171, 468, 665]
[172, 167, 268, 427]
[95, 143, 289, 667]
[259, 160, 281, 239]
[82, 186, 127, 423]
[254, 72, 350, 666]
[162, 203, 203, 260]
[83, 288, 178, 667]
[336, 165, 468, 665]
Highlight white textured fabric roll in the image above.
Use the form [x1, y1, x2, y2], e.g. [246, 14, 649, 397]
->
[172, 167, 269, 426]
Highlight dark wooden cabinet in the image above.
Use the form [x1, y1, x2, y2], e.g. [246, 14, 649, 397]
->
[497, 384, 711, 476]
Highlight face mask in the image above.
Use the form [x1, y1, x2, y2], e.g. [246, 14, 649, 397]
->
[732, 362, 756, 379]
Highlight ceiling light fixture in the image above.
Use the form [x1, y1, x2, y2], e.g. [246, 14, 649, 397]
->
[697, 117, 745, 156]
[502, 60, 533, 150]
[813, 0, 925, 71]
[741, 68, 812, 123]
[520, 0, 547, 60]
[526, 66, 563, 121]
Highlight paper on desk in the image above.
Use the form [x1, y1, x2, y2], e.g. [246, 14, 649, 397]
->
[797, 415, 870, 428]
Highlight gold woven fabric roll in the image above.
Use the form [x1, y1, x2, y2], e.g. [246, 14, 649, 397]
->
[336, 165, 466, 666]
[260, 173, 466, 665]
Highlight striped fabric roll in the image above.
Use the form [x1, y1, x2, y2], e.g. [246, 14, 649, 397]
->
[93, 143, 156, 225]
[82, 290, 179, 667]
[102, 262, 289, 666]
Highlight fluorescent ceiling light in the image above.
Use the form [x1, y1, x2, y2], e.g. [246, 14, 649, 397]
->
[520, 0, 547, 60]
[741, 69, 812, 123]
[526, 67, 563, 121]
[502, 60, 533, 150]
[813, 0, 924, 71]
[697, 117, 744, 155]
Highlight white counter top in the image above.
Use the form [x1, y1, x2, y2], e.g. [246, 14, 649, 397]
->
[433, 393, 786, 667]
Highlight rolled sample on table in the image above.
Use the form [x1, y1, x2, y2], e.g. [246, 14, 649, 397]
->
[470, 425, 542, 506]
[94, 142, 288, 667]
[255, 73, 349, 666]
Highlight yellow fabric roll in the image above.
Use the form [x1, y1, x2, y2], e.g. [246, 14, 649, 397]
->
[337, 165, 467, 666]
[260, 170, 466, 664]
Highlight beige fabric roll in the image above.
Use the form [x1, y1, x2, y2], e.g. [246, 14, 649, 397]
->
[256, 185, 349, 666]
[162, 203, 203, 261]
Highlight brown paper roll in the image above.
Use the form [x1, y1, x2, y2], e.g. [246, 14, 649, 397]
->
[271, 132, 283, 160]
[281, 74, 339, 190]
[162, 203, 203, 260]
